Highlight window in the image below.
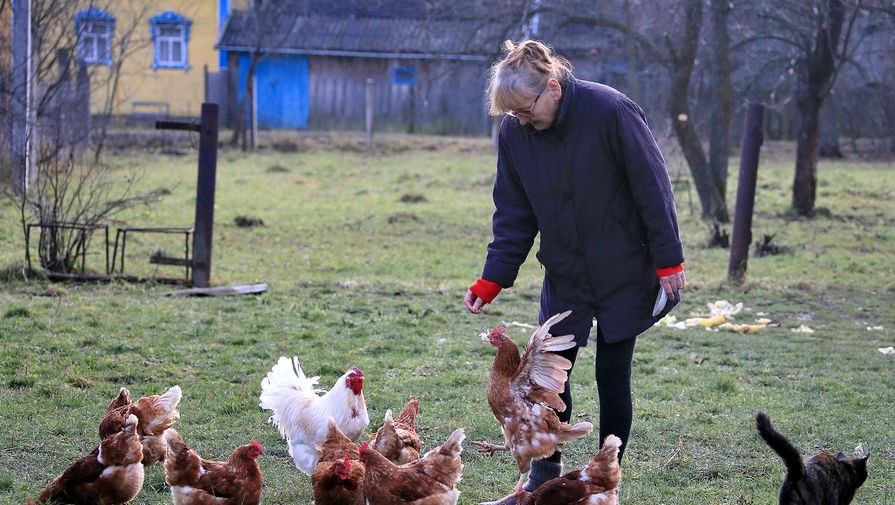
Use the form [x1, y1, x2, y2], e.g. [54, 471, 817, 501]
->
[150, 11, 192, 70]
[393, 67, 416, 85]
[75, 8, 115, 65]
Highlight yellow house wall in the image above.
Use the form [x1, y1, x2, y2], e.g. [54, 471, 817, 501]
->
[88, 0, 221, 117]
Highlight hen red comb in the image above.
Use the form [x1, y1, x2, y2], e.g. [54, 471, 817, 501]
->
[490, 326, 506, 336]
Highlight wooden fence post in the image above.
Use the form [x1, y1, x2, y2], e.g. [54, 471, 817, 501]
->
[366, 78, 374, 149]
[250, 76, 257, 151]
[728, 102, 765, 283]
[192, 103, 220, 287]
[155, 103, 219, 287]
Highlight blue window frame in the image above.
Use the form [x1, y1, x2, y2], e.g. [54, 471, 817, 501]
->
[74, 8, 115, 66]
[393, 67, 416, 85]
[150, 10, 192, 70]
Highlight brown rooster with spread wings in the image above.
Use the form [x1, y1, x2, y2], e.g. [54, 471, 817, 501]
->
[370, 395, 422, 464]
[474, 310, 593, 490]
[504, 434, 622, 505]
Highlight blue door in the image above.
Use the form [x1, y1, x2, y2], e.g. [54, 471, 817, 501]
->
[238, 54, 309, 129]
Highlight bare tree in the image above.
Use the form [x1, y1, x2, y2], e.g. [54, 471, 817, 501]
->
[22, 148, 167, 274]
[707, 0, 734, 218]
[2, 0, 171, 275]
[563, 0, 731, 222]
[792, 1, 849, 215]
[744, 0, 862, 215]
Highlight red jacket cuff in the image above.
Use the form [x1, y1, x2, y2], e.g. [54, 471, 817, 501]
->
[469, 278, 503, 304]
[656, 264, 684, 277]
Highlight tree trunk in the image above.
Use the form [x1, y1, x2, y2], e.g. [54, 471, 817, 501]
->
[561, 0, 729, 221]
[229, 53, 260, 149]
[791, 0, 846, 216]
[708, 0, 733, 223]
[670, 100, 722, 220]
[667, 0, 727, 222]
[793, 95, 821, 214]
[818, 101, 843, 158]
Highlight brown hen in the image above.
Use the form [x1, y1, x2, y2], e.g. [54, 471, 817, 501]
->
[163, 429, 263, 505]
[312, 417, 365, 505]
[370, 395, 422, 464]
[361, 427, 465, 505]
[509, 434, 622, 505]
[99, 384, 181, 465]
[37, 414, 144, 505]
[474, 310, 593, 489]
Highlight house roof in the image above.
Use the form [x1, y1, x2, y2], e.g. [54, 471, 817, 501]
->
[217, 12, 509, 61]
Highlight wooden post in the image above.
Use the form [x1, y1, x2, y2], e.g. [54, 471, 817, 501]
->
[250, 76, 257, 150]
[155, 104, 219, 286]
[365, 78, 374, 149]
[192, 103, 220, 287]
[11, 0, 33, 195]
[728, 102, 765, 283]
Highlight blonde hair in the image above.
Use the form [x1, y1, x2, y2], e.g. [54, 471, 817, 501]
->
[487, 40, 574, 116]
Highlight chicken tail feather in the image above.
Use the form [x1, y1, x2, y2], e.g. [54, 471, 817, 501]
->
[584, 435, 622, 489]
[261, 356, 322, 393]
[163, 429, 200, 487]
[164, 429, 187, 459]
[440, 428, 466, 456]
[107, 387, 131, 411]
[136, 385, 182, 436]
[259, 357, 326, 447]
[155, 385, 182, 411]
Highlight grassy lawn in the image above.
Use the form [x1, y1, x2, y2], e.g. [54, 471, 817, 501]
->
[1, 132, 893, 504]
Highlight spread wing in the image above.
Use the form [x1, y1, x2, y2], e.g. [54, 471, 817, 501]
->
[511, 310, 576, 411]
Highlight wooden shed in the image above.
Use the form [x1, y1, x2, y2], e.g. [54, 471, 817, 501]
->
[217, 12, 507, 135]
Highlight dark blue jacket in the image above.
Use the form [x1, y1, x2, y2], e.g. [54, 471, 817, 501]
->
[481, 78, 685, 343]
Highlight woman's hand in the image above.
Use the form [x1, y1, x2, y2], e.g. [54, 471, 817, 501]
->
[464, 289, 486, 314]
[659, 270, 686, 300]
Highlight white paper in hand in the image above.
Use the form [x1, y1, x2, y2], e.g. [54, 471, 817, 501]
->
[652, 287, 668, 317]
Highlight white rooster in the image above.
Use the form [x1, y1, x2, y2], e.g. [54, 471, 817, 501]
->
[259, 356, 369, 474]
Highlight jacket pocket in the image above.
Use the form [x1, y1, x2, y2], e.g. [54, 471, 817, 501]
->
[610, 215, 645, 250]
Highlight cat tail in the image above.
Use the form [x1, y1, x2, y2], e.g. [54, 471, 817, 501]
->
[756, 411, 805, 480]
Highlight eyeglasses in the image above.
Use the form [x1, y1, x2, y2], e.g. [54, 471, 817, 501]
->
[507, 84, 547, 119]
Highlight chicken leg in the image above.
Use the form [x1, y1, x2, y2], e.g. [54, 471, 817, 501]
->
[472, 440, 509, 455]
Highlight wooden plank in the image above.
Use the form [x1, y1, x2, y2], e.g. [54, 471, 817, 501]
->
[156, 283, 268, 297]
[149, 256, 192, 266]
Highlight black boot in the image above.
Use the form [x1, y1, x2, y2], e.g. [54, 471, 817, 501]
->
[523, 460, 563, 491]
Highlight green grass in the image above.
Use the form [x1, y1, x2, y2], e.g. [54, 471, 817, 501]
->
[1, 133, 893, 504]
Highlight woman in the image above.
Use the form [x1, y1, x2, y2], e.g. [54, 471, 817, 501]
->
[465, 39, 685, 503]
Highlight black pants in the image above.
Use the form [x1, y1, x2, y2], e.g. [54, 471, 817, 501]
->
[550, 327, 637, 462]
[538, 276, 639, 462]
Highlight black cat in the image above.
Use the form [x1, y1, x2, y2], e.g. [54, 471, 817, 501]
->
[756, 411, 868, 505]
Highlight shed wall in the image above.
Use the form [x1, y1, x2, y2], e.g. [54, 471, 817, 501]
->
[307, 55, 490, 135]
